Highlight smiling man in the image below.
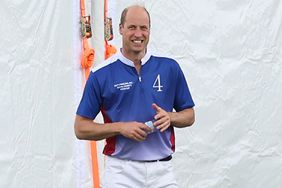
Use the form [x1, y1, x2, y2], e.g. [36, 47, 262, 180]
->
[119, 6, 150, 67]
[74, 4, 195, 188]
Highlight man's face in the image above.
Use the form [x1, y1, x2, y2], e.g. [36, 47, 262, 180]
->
[119, 7, 150, 54]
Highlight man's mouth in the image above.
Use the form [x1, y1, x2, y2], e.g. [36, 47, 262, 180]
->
[132, 39, 143, 44]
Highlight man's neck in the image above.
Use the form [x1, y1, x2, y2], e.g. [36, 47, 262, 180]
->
[121, 49, 146, 73]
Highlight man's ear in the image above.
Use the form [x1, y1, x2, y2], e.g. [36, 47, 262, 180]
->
[119, 24, 123, 35]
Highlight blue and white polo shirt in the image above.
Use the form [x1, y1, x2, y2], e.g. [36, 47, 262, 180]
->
[76, 51, 195, 161]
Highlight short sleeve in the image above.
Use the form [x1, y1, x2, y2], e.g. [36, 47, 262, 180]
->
[76, 72, 102, 119]
[174, 64, 195, 111]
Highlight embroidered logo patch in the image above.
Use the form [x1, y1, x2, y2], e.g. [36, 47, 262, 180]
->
[114, 82, 133, 91]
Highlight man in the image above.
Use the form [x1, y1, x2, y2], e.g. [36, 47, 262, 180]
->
[74, 5, 195, 188]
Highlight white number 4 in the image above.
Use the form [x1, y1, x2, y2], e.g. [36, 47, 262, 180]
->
[153, 74, 163, 92]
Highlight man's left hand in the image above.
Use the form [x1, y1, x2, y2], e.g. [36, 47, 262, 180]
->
[152, 103, 171, 132]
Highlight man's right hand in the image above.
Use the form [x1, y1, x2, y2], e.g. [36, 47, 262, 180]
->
[119, 122, 152, 141]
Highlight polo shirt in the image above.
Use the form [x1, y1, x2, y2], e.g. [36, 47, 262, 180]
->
[76, 51, 194, 161]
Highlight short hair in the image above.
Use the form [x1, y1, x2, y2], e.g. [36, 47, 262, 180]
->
[119, 5, 151, 27]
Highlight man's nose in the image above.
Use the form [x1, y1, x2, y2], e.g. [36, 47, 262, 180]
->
[134, 29, 143, 37]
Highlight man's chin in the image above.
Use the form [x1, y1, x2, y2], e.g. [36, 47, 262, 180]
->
[131, 46, 145, 53]
[132, 50, 145, 55]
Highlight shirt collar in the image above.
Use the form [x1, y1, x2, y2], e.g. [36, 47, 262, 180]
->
[117, 49, 151, 67]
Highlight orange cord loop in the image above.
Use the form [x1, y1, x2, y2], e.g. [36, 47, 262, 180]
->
[105, 41, 117, 59]
[81, 39, 95, 69]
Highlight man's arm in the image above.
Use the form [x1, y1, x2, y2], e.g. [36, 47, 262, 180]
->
[74, 115, 151, 141]
[168, 108, 195, 127]
[152, 103, 195, 132]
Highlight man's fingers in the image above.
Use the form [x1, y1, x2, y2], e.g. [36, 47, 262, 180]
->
[121, 122, 150, 141]
[152, 103, 161, 112]
[137, 128, 148, 137]
[153, 111, 171, 132]
[141, 124, 152, 133]
[158, 122, 170, 132]
[133, 126, 149, 141]
[133, 130, 147, 141]
[154, 114, 170, 125]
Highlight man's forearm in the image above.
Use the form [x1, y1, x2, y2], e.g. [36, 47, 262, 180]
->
[169, 108, 195, 128]
[74, 115, 121, 141]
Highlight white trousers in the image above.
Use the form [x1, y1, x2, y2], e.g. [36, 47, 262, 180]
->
[101, 156, 178, 188]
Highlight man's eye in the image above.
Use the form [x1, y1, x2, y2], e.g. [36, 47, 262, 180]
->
[141, 27, 148, 31]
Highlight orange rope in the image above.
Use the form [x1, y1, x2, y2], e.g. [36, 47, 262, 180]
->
[80, 0, 117, 186]
[80, 0, 99, 187]
[81, 38, 95, 79]
[105, 41, 117, 59]
[90, 141, 100, 188]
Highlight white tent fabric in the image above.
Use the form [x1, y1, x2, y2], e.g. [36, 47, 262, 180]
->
[0, 0, 77, 187]
[0, 0, 282, 188]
